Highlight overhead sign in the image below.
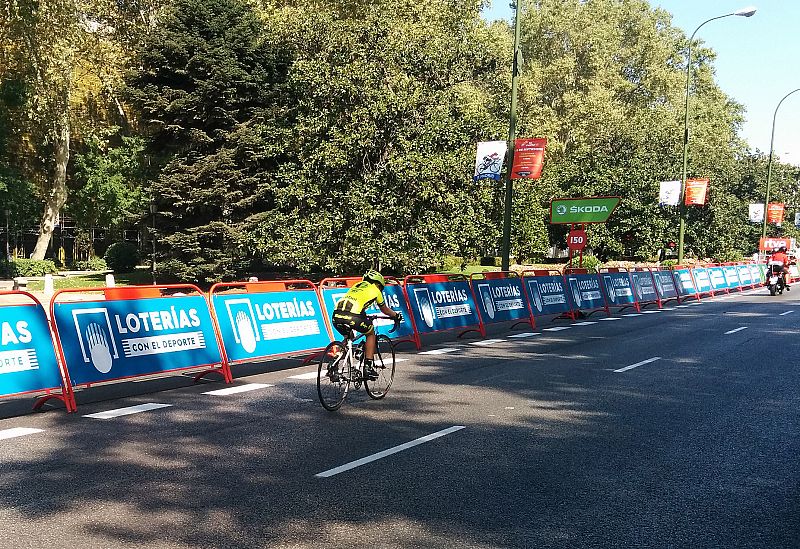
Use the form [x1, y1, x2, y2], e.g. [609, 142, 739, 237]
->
[749, 203, 764, 223]
[510, 137, 546, 179]
[684, 178, 709, 206]
[473, 141, 507, 182]
[767, 203, 785, 224]
[659, 181, 681, 206]
[550, 197, 621, 224]
[759, 237, 792, 251]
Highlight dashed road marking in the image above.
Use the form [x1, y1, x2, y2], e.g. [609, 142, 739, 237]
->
[724, 326, 748, 335]
[614, 357, 661, 373]
[84, 403, 172, 420]
[623, 313, 642, 317]
[0, 427, 44, 441]
[508, 332, 539, 338]
[470, 339, 505, 346]
[598, 317, 622, 321]
[573, 321, 597, 326]
[779, 310, 794, 316]
[543, 327, 570, 331]
[203, 383, 273, 396]
[421, 348, 459, 355]
[315, 426, 465, 478]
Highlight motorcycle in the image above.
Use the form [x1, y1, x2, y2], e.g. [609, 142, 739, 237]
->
[766, 262, 787, 296]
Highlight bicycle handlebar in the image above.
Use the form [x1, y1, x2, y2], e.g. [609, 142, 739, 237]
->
[367, 314, 400, 333]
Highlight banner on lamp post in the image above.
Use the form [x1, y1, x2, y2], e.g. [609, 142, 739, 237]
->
[659, 181, 681, 206]
[684, 178, 709, 205]
[767, 203, 785, 224]
[511, 138, 546, 179]
[473, 141, 507, 181]
[749, 203, 764, 223]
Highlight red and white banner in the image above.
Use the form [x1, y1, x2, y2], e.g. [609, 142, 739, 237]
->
[511, 138, 546, 179]
[684, 178, 709, 205]
[767, 203, 785, 224]
[759, 237, 792, 252]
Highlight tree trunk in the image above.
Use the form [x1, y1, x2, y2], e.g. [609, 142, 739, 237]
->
[31, 118, 69, 260]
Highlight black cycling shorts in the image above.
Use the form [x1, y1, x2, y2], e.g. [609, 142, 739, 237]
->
[332, 309, 374, 337]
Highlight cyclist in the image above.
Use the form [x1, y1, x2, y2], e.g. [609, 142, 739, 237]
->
[331, 270, 403, 379]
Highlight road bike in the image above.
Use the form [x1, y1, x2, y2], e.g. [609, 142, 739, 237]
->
[317, 315, 397, 411]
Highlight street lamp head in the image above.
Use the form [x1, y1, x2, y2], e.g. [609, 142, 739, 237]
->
[734, 6, 757, 17]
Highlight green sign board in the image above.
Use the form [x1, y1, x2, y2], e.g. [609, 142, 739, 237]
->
[550, 197, 621, 224]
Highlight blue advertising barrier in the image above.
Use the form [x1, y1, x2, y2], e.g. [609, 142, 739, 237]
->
[691, 267, 714, 297]
[599, 269, 639, 311]
[673, 268, 699, 300]
[707, 266, 728, 294]
[652, 270, 679, 303]
[564, 271, 609, 316]
[521, 271, 574, 319]
[750, 263, 766, 284]
[51, 285, 230, 390]
[211, 280, 333, 364]
[737, 264, 754, 288]
[470, 272, 533, 335]
[318, 277, 415, 344]
[404, 274, 481, 346]
[630, 269, 660, 308]
[722, 265, 742, 290]
[0, 292, 74, 412]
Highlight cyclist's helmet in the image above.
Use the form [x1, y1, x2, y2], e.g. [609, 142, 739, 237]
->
[363, 269, 386, 290]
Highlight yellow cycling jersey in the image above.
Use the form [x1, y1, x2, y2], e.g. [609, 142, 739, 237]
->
[335, 281, 384, 314]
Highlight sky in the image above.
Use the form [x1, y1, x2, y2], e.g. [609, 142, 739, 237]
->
[482, 1, 800, 165]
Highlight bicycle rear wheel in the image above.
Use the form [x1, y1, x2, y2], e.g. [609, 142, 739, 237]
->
[365, 335, 395, 399]
[317, 341, 350, 411]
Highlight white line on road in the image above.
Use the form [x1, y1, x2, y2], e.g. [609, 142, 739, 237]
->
[289, 371, 320, 380]
[508, 332, 539, 338]
[640, 310, 661, 314]
[573, 321, 597, 326]
[84, 403, 172, 420]
[203, 383, 273, 396]
[421, 348, 459, 355]
[614, 357, 661, 373]
[598, 317, 622, 321]
[315, 425, 466, 478]
[676, 305, 690, 308]
[543, 327, 570, 331]
[0, 427, 44, 441]
[469, 339, 505, 346]
[779, 310, 794, 316]
[623, 313, 642, 317]
[724, 326, 748, 335]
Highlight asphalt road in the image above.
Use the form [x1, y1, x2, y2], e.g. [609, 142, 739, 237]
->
[0, 288, 798, 548]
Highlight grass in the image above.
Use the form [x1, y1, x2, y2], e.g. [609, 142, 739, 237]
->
[27, 270, 154, 291]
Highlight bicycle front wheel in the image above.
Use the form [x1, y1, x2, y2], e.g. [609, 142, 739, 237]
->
[365, 335, 395, 399]
[317, 341, 350, 411]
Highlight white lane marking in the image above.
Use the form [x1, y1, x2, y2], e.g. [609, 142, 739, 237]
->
[676, 305, 690, 308]
[623, 313, 642, 317]
[421, 348, 459, 355]
[508, 332, 539, 338]
[469, 339, 505, 346]
[661, 308, 675, 311]
[779, 310, 794, 316]
[640, 310, 661, 314]
[289, 371, 321, 380]
[0, 427, 44, 441]
[203, 383, 273, 396]
[573, 321, 597, 326]
[315, 426, 465, 478]
[614, 356, 661, 373]
[598, 317, 622, 321]
[724, 326, 748, 335]
[543, 327, 570, 331]
[84, 403, 172, 420]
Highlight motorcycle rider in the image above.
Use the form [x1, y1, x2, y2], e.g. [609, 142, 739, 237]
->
[768, 246, 791, 290]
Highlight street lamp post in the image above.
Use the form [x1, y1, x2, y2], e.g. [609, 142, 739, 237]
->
[677, 6, 757, 264]
[4, 209, 9, 261]
[761, 88, 800, 240]
[150, 203, 157, 285]
[500, 0, 523, 272]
